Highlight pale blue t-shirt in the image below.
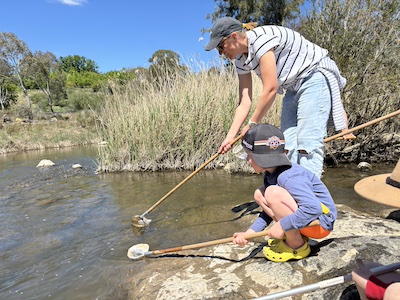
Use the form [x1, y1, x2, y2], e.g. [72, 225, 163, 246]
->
[250, 163, 337, 232]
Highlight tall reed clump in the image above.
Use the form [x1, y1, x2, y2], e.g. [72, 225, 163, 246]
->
[297, 0, 400, 162]
[96, 59, 280, 172]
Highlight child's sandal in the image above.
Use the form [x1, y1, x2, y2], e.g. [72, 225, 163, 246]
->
[263, 239, 311, 262]
[267, 235, 308, 247]
[267, 238, 283, 247]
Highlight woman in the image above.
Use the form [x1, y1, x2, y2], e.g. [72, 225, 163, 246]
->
[205, 17, 352, 178]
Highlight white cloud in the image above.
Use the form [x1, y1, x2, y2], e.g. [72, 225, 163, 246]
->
[56, 0, 87, 6]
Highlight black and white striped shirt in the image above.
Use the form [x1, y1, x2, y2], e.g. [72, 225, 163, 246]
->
[235, 25, 347, 131]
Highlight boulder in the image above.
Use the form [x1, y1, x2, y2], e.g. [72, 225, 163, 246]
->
[36, 159, 55, 167]
[357, 162, 372, 172]
[123, 205, 400, 300]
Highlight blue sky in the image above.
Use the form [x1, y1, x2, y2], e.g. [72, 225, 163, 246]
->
[1, 0, 221, 73]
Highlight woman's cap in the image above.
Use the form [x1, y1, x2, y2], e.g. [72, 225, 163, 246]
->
[204, 17, 242, 51]
[242, 124, 291, 169]
[354, 159, 400, 208]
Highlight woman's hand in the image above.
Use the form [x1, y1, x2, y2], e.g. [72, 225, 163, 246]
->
[218, 137, 234, 154]
[341, 130, 356, 141]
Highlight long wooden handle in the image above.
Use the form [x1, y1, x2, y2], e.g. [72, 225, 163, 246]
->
[151, 220, 320, 255]
[324, 109, 400, 142]
[141, 135, 243, 217]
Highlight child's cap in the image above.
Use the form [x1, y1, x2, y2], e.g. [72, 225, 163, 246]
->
[242, 124, 291, 168]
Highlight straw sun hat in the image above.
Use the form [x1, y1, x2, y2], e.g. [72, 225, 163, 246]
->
[354, 159, 400, 208]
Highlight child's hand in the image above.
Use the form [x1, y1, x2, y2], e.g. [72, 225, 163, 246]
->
[233, 232, 249, 246]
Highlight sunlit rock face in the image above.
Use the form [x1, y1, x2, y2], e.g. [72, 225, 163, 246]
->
[123, 206, 400, 300]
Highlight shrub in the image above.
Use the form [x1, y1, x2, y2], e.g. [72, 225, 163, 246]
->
[66, 88, 103, 111]
[297, 0, 399, 126]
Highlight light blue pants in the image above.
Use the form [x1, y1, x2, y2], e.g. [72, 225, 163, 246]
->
[281, 72, 331, 178]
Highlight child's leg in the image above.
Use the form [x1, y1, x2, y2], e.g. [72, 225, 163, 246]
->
[254, 187, 276, 221]
[264, 186, 304, 249]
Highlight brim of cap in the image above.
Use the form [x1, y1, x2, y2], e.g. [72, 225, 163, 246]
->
[204, 37, 220, 51]
[354, 174, 400, 208]
[252, 153, 291, 169]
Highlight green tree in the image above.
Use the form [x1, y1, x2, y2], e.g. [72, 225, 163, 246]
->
[148, 50, 187, 84]
[22, 51, 66, 112]
[0, 32, 32, 108]
[296, 0, 399, 162]
[65, 70, 102, 89]
[297, 0, 400, 122]
[60, 55, 101, 89]
[104, 68, 138, 84]
[0, 58, 17, 110]
[207, 0, 304, 26]
[59, 55, 99, 73]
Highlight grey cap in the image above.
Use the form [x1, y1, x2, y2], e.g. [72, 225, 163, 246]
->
[204, 17, 242, 51]
[242, 124, 291, 169]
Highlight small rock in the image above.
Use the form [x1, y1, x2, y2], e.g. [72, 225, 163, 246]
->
[357, 161, 372, 171]
[36, 159, 55, 167]
[72, 164, 82, 169]
[3, 115, 12, 123]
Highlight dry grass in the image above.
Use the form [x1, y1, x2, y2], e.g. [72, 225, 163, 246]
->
[0, 118, 99, 154]
[96, 59, 282, 172]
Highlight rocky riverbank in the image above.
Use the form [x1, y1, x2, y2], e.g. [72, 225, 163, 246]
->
[121, 205, 400, 300]
[326, 132, 400, 165]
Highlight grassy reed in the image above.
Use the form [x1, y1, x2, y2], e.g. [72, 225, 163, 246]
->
[0, 117, 99, 154]
[96, 59, 281, 172]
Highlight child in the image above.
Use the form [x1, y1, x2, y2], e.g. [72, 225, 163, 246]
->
[233, 123, 337, 262]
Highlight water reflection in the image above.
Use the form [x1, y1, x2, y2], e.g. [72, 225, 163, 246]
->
[0, 147, 395, 299]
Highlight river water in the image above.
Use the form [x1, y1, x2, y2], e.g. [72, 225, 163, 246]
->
[0, 146, 394, 299]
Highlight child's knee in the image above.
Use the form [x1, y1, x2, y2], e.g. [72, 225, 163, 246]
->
[253, 189, 264, 205]
[264, 186, 282, 204]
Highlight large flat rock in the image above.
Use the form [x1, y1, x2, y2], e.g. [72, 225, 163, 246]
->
[123, 205, 400, 299]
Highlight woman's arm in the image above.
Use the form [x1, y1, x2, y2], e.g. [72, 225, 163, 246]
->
[218, 72, 252, 153]
[248, 50, 279, 126]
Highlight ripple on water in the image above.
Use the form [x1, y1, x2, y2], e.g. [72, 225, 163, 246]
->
[0, 147, 396, 299]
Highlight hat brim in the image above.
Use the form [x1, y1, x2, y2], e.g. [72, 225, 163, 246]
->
[252, 152, 291, 169]
[204, 38, 221, 51]
[354, 174, 400, 208]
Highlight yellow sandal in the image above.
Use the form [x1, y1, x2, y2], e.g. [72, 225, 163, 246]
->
[267, 238, 283, 247]
[263, 239, 311, 262]
[267, 235, 309, 247]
